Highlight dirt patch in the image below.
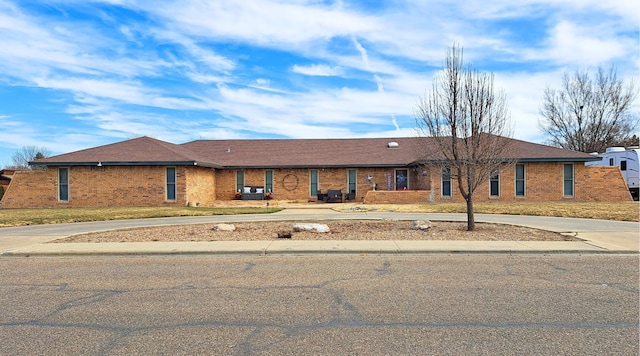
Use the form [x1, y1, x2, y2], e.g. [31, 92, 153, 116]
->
[56, 220, 580, 243]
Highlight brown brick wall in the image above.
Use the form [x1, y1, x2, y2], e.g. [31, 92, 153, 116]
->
[1, 166, 195, 208]
[576, 166, 632, 202]
[0, 170, 59, 208]
[215, 167, 431, 202]
[1, 162, 631, 209]
[184, 166, 216, 207]
[227, 164, 629, 203]
[422, 162, 631, 203]
[345, 167, 430, 194]
[366, 163, 631, 204]
[216, 168, 316, 201]
[273, 169, 310, 201]
[364, 190, 432, 204]
[215, 169, 244, 200]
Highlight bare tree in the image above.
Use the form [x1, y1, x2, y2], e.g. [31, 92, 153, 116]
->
[616, 134, 639, 148]
[9, 146, 51, 169]
[539, 66, 638, 153]
[415, 44, 515, 231]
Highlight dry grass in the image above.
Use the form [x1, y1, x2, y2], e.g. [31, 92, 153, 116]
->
[0, 206, 282, 227]
[0, 201, 637, 227]
[338, 201, 640, 222]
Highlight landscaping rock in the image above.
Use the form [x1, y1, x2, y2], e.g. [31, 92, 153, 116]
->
[212, 223, 236, 231]
[292, 223, 330, 233]
[412, 220, 432, 230]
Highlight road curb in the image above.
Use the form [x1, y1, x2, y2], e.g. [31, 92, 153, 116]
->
[2, 248, 637, 257]
[1, 212, 638, 256]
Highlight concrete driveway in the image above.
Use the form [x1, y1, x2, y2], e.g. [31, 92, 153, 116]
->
[0, 209, 637, 256]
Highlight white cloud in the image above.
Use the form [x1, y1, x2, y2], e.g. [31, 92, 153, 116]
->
[0, 0, 638, 164]
[154, 30, 236, 73]
[32, 77, 210, 111]
[210, 78, 415, 139]
[495, 71, 563, 142]
[255, 78, 271, 87]
[148, 1, 377, 46]
[292, 64, 342, 76]
[527, 21, 632, 66]
[0, 3, 171, 84]
[0, 115, 109, 157]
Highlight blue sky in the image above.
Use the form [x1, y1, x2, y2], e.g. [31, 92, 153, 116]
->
[0, 0, 638, 166]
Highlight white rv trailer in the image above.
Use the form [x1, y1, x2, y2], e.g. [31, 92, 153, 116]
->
[586, 147, 639, 200]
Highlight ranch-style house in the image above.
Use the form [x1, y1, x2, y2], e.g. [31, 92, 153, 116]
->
[0, 136, 632, 209]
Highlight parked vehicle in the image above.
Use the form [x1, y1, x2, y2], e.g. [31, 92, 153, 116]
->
[586, 147, 639, 200]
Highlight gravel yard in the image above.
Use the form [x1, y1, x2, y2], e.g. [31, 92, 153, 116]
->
[57, 220, 580, 243]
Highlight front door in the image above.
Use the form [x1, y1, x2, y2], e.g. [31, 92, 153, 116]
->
[395, 169, 408, 190]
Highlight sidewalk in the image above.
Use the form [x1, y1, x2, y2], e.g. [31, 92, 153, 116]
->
[0, 208, 638, 256]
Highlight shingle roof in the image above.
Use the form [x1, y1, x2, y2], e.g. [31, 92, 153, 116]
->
[501, 137, 598, 162]
[31, 136, 213, 167]
[180, 137, 432, 168]
[31, 135, 597, 167]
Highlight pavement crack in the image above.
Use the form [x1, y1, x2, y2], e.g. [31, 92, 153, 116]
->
[375, 260, 394, 275]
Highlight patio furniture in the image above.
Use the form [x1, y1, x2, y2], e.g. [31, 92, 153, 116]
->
[241, 186, 265, 200]
[325, 189, 343, 203]
[345, 191, 356, 201]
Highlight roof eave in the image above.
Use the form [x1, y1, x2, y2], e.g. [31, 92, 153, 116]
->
[516, 157, 600, 163]
[30, 161, 221, 167]
[419, 157, 598, 164]
[222, 163, 419, 169]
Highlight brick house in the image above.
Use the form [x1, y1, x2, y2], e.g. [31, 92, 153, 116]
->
[0, 136, 632, 208]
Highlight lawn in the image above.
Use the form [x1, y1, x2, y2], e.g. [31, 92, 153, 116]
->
[0, 201, 637, 227]
[342, 201, 639, 222]
[0, 206, 281, 227]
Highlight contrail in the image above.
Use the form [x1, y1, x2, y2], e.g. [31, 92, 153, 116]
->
[351, 36, 400, 130]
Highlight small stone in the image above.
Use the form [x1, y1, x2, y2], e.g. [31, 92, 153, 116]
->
[412, 220, 431, 230]
[292, 223, 330, 233]
[212, 223, 236, 231]
[277, 231, 292, 239]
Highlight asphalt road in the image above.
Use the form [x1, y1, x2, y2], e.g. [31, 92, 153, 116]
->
[1, 255, 638, 355]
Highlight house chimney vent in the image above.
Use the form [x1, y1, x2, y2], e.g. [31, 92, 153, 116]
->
[387, 141, 399, 148]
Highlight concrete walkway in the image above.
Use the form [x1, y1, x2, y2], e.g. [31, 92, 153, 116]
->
[0, 207, 638, 256]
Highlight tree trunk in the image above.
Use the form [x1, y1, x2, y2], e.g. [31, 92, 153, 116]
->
[466, 197, 475, 231]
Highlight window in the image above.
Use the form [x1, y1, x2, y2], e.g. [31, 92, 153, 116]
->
[236, 171, 244, 192]
[490, 172, 500, 197]
[265, 170, 273, 193]
[563, 164, 574, 197]
[348, 169, 357, 196]
[441, 166, 451, 197]
[620, 160, 627, 171]
[310, 169, 319, 196]
[58, 167, 69, 201]
[395, 169, 408, 190]
[166, 167, 176, 200]
[515, 164, 525, 197]
[609, 158, 614, 166]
